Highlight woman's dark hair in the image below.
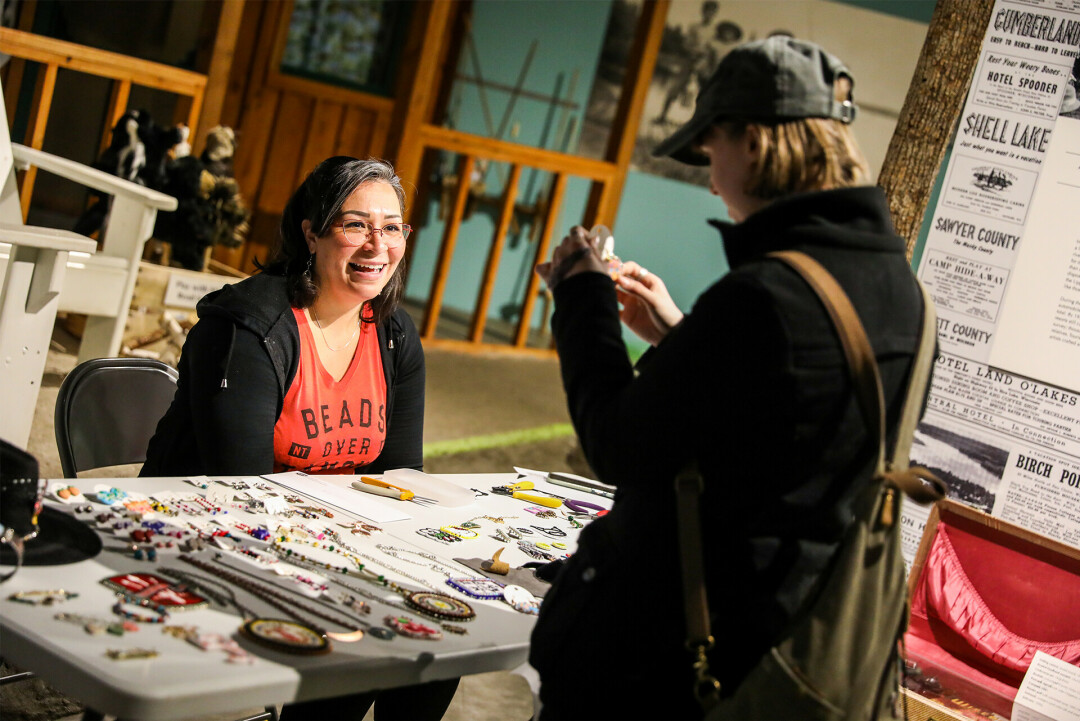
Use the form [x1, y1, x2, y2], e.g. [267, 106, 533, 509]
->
[260, 156, 408, 326]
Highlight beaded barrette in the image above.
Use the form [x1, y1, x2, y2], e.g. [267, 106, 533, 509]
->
[112, 594, 171, 624]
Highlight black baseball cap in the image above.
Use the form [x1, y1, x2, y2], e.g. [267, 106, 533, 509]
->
[0, 439, 102, 570]
[653, 35, 857, 166]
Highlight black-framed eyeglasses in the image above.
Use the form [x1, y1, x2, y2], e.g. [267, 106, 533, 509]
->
[332, 220, 411, 248]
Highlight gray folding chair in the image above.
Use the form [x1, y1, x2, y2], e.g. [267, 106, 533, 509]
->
[54, 357, 179, 477]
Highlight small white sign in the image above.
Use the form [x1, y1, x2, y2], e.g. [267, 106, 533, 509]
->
[1012, 651, 1080, 721]
[163, 274, 231, 309]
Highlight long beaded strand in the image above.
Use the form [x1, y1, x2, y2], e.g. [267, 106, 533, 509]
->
[260, 544, 475, 626]
[178, 554, 370, 642]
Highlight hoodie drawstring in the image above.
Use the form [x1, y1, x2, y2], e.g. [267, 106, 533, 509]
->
[220, 324, 236, 389]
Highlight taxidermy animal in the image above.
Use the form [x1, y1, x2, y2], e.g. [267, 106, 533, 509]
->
[74, 109, 187, 237]
[153, 125, 249, 271]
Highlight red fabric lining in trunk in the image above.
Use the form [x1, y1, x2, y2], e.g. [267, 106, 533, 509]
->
[907, 517, 1080, 716]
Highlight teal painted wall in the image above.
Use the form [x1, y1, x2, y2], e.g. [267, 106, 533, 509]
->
[830, 0, 936, 24]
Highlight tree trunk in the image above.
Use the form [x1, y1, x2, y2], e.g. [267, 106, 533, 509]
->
[877, 0, 995, 259]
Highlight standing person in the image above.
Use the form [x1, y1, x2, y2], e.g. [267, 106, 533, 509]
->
[531, 37, 926, 720]
[142, 156, 459, 720]
[654, 0, 720, 125]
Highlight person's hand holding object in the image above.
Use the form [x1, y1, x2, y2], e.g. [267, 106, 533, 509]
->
[614, 260, 684, 346]
[535, 225, 608, 291]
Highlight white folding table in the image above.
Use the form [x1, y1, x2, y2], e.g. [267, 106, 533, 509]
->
[0, 471, 606, 721]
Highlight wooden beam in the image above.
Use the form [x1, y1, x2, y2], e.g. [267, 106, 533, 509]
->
[195, 0, 246, 156]
[877, 0, 994, 258]
[423, 154, 476, 339]
[1, 0, 39, 127]
[19, 62, 57, 219]
[585, 0, 668, 228]
[515, 172, 566, 348]
[387, 1, 457, 206]
[470, 163, 522, 342]
[0, 28, 206, 97]
[419, 124, 617, 181]
[99, 79, 132, 155]
[218, 0, 265, 130]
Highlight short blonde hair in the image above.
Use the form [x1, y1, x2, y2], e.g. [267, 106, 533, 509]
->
[715, 78, 870, 199]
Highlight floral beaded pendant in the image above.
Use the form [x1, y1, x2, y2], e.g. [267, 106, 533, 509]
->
[240, 618, 331, 655]
[404, 591, 476, 621]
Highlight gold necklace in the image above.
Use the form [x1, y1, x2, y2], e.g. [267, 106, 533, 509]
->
[311, 306, 360, 352]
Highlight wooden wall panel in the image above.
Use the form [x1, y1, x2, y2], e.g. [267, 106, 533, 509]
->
[211, 0, 274, 269]
[336, 105, 375, 159]
[241, 209, 283, 273]
[232, 86, 281, 209]
[369, 109, 393, 161]
[296, 98, 344, 185]
[256, 92, 313, 214]
[229, 0, 285, 211]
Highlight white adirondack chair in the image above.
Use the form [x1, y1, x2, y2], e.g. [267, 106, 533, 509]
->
[0, 85, 177, 449]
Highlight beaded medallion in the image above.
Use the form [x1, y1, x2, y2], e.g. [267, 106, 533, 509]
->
[240, 618, 330, 655]
[404, 591, 476, 621]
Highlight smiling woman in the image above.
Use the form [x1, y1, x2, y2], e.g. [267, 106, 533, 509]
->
[143, 156, 424, 480]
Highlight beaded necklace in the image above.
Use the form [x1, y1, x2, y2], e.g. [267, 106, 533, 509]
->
[376, 544, 477, 580]
[271, 529, 364, 575]
[112, 594, 171, 624]
[164, 564, 365, 645]
[178, 553, 370, 643]
[159, 567, 240, 611]
[264, 541, 476, 624]
[291, 526, 451, 595]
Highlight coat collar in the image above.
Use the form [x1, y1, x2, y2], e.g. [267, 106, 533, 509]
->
[709, 187, 906, 268]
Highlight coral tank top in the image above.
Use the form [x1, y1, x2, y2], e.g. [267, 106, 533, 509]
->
[272, 308, 387, 474]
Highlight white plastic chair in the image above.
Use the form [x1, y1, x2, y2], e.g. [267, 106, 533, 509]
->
[0, 84, 177, 449]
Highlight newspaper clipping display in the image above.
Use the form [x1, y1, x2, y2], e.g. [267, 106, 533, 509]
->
[903, 0, 1080, 565]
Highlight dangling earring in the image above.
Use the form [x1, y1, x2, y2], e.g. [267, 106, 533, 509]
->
[304, 253, 314, 281]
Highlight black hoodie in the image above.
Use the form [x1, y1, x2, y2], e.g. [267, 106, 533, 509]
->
[142, 273, 424, 476]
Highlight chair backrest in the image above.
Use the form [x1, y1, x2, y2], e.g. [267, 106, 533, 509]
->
[54, 357, 179, 477]
[0, 85, 25, 224]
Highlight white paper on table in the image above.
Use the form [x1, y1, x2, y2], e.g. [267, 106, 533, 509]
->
[260, 471, 411, 523]
[381, 468, 476, 507]
[1012, 651, 1080, 721]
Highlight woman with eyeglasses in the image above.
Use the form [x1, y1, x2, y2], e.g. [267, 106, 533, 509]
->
[143, 157, 458, 720]
[145, 156, 422, 479]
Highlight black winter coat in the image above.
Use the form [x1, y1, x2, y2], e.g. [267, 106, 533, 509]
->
[142, 273, 424, 477]
[530, 187, 925, 721]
